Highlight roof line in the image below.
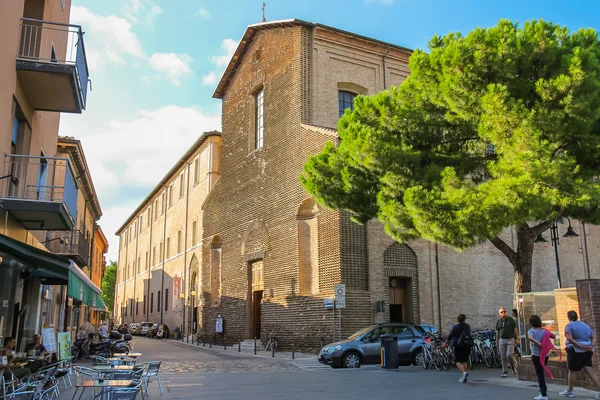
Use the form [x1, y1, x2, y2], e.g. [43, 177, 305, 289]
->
[115, 131, 221, 235]
[213, 19, 413, 99]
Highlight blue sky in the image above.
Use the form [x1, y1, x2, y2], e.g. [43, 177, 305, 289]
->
[59, 0, 600, 262]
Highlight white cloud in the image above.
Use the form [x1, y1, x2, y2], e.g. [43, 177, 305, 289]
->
[202, 38, 238, 86]
[71, 6, 145, 71]
[149, 53, 193, 86]
[60, 105, 221, 261]
[123, 0, 163, 28]
[202, 71, 217, 85]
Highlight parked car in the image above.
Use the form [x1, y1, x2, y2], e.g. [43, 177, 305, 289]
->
[416, 324, 438, 335]
[318, 323, 426, 368]
[136, 322, 153, 336]
[128, 323, 139, 334]
[147, 324, 170, 339]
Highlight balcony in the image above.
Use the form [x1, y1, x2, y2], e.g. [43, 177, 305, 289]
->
[0, 154, 78, 230]
[44, 229, 90, 267]
[16, 18, 90, 113]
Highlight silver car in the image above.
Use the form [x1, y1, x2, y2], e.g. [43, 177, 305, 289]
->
[318, 323, 426, 368]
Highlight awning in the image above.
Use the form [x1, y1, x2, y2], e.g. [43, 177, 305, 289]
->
[0, 233, 104, 308]
[68, 263, 105, 309]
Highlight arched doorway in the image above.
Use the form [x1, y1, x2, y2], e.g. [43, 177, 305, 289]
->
[189, 254, 199, 333]
[383, 243, 420, 324]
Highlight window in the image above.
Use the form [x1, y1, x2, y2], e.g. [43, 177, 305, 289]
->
[210, 237, 222, 302]
[154, 199, 159, 220]
[145, 252, 149, 269]
[255, 89, 264, 149]
[147, 206, 151, 226]
[150, 293, 154, 313]
[338, 91, 357, 118]
[157, 290, 161, 312]
[143, 295, 147, 313]
[132, 260, 136, 277]
[136, 299, 139, 315]
[168, 185, 173, 207]
[166, 237, 171, 258]
[159, 241, 164, 261]
[179, 174, 185, 198]
[137, 257, 141, 274]
[161, 192, 166, 214]
[177, 230, 182, 253]
[152, 246, 156, 266]
[165, 288, 169, 311]
[192, 220, 197, 246]
[194, 158, 199, 184]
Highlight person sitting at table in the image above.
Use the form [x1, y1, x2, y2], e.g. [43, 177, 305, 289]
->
[23, 334, 49, 372]
[2, 337, 32, 380]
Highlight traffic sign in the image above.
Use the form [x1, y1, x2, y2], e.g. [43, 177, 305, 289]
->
[334, 284, 346, 309]
[324, 298, 334, 310]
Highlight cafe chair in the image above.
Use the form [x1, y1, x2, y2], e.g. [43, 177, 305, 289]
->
[141, 361, 162, 396]
[0, 372, 16, 399]
[108, 387, 141, 400]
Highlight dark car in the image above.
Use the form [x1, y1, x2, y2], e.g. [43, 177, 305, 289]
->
[318, 323, 426, 368]
[147, 324, 170, 339]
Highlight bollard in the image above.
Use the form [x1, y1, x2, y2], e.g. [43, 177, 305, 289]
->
[197, 334, 200, 346]
[238, 339, 241, 352]
[271, 339, 275, 358]
[192, 334, 194, 345]
[292, 344, 295, 360]
[203, 335, 206, 347]
[320, 337, 323, 349]
[253, 338, 257, 355]
[209, 336, 212, 348]
[224, 336, 227, 350]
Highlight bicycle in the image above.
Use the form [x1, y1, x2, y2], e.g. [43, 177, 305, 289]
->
[265, 336, 278, 352]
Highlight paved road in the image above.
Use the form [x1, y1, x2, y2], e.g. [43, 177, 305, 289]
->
[56, 337, 599, 400]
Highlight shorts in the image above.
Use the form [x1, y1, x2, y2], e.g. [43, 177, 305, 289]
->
[567, 351, 593, 371]
[454, 346, 471, 363]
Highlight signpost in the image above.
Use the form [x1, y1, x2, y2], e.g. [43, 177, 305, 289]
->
[334, 284, 345, 340]
[42, 327, 56, 353]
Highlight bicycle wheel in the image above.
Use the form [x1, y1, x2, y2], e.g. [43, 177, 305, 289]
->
[432, 349, 443, 371]
[421, 348, 431, 369]
[483, 346, 494, 368]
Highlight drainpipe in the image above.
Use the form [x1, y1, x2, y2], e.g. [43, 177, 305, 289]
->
[382, 44, 390, 90]
[435, 243, 442, 329]
[147, 204, 153, 322]
[582, 221, 591, 279]
[133, 219, 139, 323]
[181, 159, 191, 333]
[160, 187, 168, 325]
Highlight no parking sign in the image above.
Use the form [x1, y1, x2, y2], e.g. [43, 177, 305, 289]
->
[334, 284, 346, 308]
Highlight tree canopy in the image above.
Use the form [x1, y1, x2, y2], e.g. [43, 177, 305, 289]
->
[101, 261, 116, 314]
[301, 19, 600, 293]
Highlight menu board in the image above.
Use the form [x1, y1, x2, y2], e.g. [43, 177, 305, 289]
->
[42, 327, 56, 353]
[57, 332, 71, 361]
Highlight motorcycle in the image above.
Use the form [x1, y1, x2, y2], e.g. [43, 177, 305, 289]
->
[71, 332, 133, 362]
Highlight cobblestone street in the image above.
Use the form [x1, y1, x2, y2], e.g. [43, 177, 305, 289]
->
[52, 337, 600, 400]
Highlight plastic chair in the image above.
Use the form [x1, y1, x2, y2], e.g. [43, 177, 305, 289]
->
[141, 361, 162, 396]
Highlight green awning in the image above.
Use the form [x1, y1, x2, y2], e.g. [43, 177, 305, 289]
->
[0, 233, 104, 308]
[68, 268, 105, 309]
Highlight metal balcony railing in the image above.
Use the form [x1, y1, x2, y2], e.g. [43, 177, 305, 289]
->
[18, 18, 90, 110]
[0, 154, 78, 224]
[45, 229, 90, 267]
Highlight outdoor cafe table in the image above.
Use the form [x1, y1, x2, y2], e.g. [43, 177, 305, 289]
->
[92, 365, 136, 371]
[72, 379, 132, 400]
[112, 353, 142, 358]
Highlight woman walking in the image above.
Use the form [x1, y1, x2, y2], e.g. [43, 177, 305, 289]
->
[528, 315, 557, 400]
[442, 314, 472, 383]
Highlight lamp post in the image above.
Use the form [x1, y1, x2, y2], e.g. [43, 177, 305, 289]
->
[535, 217, 579, 289]
[179, 293, 185, 334]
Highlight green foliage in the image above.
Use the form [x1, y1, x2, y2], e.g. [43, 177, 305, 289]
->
[101, 261, 116, 313]
[301, 19, 600, 252]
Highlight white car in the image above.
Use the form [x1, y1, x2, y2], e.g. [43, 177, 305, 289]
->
[138, 322, 153, 336]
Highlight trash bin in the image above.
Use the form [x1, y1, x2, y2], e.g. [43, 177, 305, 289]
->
[174, 327, 181, 340]
[380, 334, 399, 369]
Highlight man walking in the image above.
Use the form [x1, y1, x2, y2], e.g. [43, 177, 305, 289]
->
[496, 307, 519, 378]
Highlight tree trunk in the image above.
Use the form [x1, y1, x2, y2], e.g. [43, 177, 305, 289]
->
[514, 223, 535, 294]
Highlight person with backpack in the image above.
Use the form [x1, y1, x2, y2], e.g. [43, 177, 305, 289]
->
[442, 314, 472, 383]
[496, 306, 519, 378]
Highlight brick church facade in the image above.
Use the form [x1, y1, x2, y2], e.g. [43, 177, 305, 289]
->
[116, 19, 600, 350]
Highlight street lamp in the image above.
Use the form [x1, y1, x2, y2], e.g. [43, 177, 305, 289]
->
[535, 217, 579, 289]
[190, 291, 197, 334]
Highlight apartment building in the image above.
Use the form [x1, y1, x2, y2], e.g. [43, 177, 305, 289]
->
[0, 0, 103, 349]
[115, 133, 221, 331]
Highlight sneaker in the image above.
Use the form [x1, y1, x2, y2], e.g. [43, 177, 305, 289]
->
[501, 371, 508, 378]
[559, 389, 575, 398]
[458, 376, 464, 383]
[534, 395, 548, 400]
[463, 372, 469, 383]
